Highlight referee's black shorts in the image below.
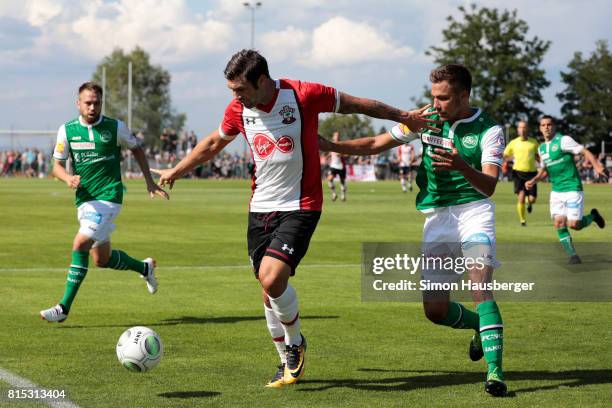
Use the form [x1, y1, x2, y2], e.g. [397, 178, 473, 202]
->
[513, 170, 538, 196]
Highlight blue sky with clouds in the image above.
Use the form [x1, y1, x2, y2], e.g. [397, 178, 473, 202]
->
[0, 0, 610, 151]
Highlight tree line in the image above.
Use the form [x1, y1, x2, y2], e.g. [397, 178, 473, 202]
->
[94, 4, 610, 150]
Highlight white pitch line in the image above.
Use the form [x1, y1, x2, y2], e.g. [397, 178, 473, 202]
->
[0, 263, 361, 273]
[0, 367, 80, 408]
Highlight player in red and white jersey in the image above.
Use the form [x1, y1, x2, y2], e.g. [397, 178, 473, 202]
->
[153, 50, 438, 388]
[396, 142, 416, 192]
[327, 132, 347, 201]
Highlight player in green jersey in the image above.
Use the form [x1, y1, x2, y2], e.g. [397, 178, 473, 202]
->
[525, 115, 607, 264]
[40, 82, 168, 323]
[320, 64, 508, 397]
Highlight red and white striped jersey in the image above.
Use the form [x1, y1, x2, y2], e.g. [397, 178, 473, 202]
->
[219, 79, 339, 212]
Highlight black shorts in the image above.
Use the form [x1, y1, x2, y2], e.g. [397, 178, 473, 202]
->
[247, 210, 321, 278]
[399, 166, 415, 175]
[513, 170, 538, 196]
[329, 168, 346, 181]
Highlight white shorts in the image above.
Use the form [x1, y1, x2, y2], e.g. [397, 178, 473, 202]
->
[550, 191, 584, 221]
[77, 200, 121, 246]
[421, 199, 499, 283]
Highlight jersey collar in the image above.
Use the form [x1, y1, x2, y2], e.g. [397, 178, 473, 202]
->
[79, 115, 103, 127]
[254, 79, 280, 113]
[448, 108, 481, 136]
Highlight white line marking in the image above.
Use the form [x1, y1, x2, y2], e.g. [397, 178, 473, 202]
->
[0, 367, 80, 408]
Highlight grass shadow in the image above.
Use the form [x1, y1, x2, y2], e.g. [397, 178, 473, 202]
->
[297, 368, 612, 395]
[158, 390, 221, 399]
[57, 314, 339, 329]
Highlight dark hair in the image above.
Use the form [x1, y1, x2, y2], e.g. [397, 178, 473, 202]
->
[540, 115, 555, 123]
[429, 64, 472, 94]
[224, 49, 270, 88]
[78, 82, 103, 97]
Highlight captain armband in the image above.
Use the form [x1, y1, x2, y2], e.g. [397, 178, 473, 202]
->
[389, 123, 419, 144]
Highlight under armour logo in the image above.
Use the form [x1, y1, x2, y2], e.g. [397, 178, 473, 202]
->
[252, 133, 294, 160]
[281, 244, 294, 254]
[245, 117, 256, 125]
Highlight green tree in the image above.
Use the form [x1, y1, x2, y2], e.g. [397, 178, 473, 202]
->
[92, 47, 186, 145]
[422, 4, 551, 126]
[557, 40, 612, 147]
[318, 114, 374, 140]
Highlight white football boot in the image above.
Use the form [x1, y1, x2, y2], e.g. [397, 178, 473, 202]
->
[40, 304, 68, 323]
[141, 258, 158, 294]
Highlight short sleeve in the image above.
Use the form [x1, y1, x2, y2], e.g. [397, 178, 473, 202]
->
[296, 81, 339, 114]
[502, 139, 513, 157]
[389, 123, 419, 144]
[219, 100, 243, 141]
[53, 125, 69, 160]
[480, 125, 505, 167]
[117, 120, 141, 148]
[560, 135, 584, 155]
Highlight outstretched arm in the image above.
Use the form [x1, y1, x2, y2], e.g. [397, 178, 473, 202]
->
[319, 132, 401, 156]
[152, 129, 231, 189]
[338, 95, 440, 132]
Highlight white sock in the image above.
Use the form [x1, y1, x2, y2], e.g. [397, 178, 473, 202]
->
[328, 180, 335, 191]
[269, 284, 302, 346]
[340, 184, 346, 194]
[264, 305, 286, 363]
[401, 178, 406, 189]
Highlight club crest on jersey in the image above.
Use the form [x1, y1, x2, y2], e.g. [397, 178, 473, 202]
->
[100, 130, 112, 143]
[461, 134, 478, 149]
[279, 105, 296, 124]
[552, 144, 559, 152]
[253, 133, 294, 160]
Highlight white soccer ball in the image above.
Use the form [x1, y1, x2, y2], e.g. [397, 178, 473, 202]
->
[116, 326, 163, 372]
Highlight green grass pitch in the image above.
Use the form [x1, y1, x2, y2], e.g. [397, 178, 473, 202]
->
[0, 178, 610, 407]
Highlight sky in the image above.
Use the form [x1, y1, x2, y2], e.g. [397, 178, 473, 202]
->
[0, 0, 610, 152]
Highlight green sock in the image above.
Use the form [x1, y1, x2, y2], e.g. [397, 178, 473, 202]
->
[556, 227, 577, 256]
[577, 214, 594, 230]
[438, 302, 480, 330]
[59, 251, 89, 311]
[477, 301, 504, 379]
[106, 249, 146, 275]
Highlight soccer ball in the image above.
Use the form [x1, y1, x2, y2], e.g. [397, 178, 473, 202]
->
[116, 326, 163, 372]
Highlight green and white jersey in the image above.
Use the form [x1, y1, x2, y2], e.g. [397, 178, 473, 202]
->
[538, 133, 583, 192]
[53, 115, 140, 207]
[389, 108, 505, 211]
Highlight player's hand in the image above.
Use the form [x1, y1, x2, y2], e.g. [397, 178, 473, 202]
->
[146, 180, 169, 200]
[525, 179, 536, 190]
[399, 104, 441, 133]
[66, 175, 81, 189]
[430, 141, 468, 172]
[594, 167, 609, 183]
[151, 168, 178, 190]
[318, 135, 333, 152]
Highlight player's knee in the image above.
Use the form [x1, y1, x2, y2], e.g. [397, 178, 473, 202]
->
[423, 303, 448, 324]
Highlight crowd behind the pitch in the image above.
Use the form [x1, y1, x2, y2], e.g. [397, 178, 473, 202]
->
[2, 130, 612, 184]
